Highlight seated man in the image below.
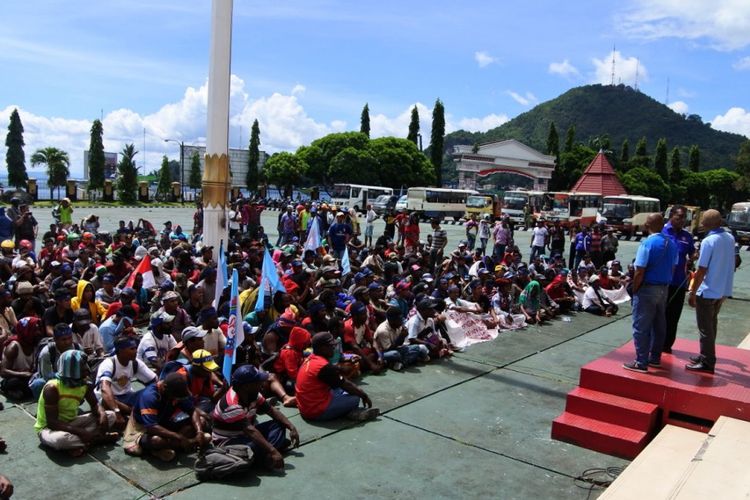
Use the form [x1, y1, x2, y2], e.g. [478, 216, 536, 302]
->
[123, 372, 210, 462]
[1, 317, 43, 401]
[295, 332, 379, 422]
[29, 323, 82, 400]
[137, 311, 177, 373]
[71, 308, 105, 361]
[582, 275, 618, 317]
[177, 349, 228, 414]
[373, 307, 429, 370]
[212, 365, 300, 471]
[95, 336, 157, 422]
[34, 350, 119, 457]
[99, 305, 136, 355]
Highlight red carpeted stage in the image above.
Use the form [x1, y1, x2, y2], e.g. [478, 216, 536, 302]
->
[552, 338, 750, 459]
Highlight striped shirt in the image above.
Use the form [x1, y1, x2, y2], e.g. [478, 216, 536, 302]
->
[430, 228, 447, 252]
[211, 387, 269, 444]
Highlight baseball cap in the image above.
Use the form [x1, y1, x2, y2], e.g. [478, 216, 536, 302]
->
[150, 311, 175, 328]
[120, 287, 136, 297]
[162, 290, 180, 301]
[191, 349, 220, 372]
[421, 273, 434, 283]
[15, 281, 33, 295]
[231, 364, 269, 385]
[395, 280, 411, 292]
[182, 326, 207, 342]
[54, 288, 71, 300]
[311, 332, 337, 349]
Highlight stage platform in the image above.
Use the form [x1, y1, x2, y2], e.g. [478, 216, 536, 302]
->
[552, 338, 750, 459]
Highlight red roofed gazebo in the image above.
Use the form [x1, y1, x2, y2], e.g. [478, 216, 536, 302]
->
[571, 150, 627, 196]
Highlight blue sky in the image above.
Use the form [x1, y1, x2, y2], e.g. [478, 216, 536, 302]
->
[1, 0, 749, 176]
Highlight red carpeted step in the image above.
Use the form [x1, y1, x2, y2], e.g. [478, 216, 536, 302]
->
[565, 387, 659, 432]
[552, 412, 649, 459]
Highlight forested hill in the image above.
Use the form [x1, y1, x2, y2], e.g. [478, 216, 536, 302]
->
[445, 84, 746, 169]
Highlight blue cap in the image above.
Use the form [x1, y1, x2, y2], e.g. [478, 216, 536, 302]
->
[231, 364, 269, 385]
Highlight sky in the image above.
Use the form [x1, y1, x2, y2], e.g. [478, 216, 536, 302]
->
[1, 0, 750, 177]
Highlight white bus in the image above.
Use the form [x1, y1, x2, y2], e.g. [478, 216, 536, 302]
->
[540, 192, 602, 227]
[329, 183, 393, 213]
[501, 189, 546, 224]
[600, 195, 660, 237]
[406, 187, 478, 221]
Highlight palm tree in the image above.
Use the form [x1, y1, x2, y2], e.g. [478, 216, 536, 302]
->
[30, 147, 70, 200]
[117, 143, 139, 204]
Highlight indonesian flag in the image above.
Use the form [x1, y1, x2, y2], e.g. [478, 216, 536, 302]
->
[126, 254, 156, 289]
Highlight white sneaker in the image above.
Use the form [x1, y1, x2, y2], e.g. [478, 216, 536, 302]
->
[392, 362, 404, 371]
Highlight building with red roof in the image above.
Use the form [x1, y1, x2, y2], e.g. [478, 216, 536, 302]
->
[571, 150, 626, 196]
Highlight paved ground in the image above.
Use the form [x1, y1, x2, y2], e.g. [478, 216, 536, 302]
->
[2, 207, 749, 499]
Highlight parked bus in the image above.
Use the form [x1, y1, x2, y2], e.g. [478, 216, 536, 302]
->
[329, 183, 393, 212]
[406, 187, 478, 221]
[728, 202, 750, 245]
[465, 193, 501, 220]
[600, 195, 660, 237]
[501, 189, 546, 224]
[540, 192, 602, 227]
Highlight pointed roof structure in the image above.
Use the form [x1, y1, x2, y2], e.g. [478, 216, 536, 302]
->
[571, 150, 627, 196]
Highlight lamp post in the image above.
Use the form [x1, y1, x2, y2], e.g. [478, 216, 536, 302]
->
[164, 138, 185, 204]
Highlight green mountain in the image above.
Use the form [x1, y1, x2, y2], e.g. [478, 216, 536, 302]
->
[445, 84, 746, 170]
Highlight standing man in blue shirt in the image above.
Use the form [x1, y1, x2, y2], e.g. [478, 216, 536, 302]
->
[686, 209, 735, 373]
[623, 213, 677, 373]
[327, 212, 353, 260]
[662, 205, 696, 354]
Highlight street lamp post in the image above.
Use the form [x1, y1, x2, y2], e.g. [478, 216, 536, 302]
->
[164, 139, 185, 204]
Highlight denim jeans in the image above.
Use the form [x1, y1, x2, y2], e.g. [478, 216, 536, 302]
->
[631, 285, 668, 366]
[466, 234, 476, 251]
[382, 345, 423, 366]
[223, 420, 287, 457]
[312, 388, 361, 421]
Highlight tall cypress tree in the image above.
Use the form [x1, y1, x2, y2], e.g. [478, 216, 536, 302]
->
[688, 144, 700, 173]
[189, 152, 202, 195]
[87, 119, 105, 191]
[546, 122, 559, 157]
[654, 138, 668, 181]
[564, 125, 575, 152]
[620, 139, 630, 164]
[360, 104, 370, 138]
[407, 106, 420, 146]
[247, 119, 261, 193]
[669, 146, 682, 184]
[430, 99, 445, 188]
[156, 155, 172, 200]
[5, 108, 27, 189]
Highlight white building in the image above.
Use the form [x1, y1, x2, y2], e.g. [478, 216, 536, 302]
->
[452, 139, 555, 191]
[182, 145, 268, 188]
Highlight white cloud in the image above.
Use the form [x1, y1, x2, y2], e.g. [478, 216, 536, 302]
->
[733, 56, 750, 70]
[668, 101, 689, 114]
[291, 84, 306, 95]
[506, 91, 539, 106]
[711, 107, 750, 138]
[619, 0, 750, 50]
[456, 114, 509, 132]
[591, 50, 648, 86]
[0, 76, 343, 177]
[369, 103, 432, 139]
[548, 59, 580, 78]
[474, 51, 497, 68]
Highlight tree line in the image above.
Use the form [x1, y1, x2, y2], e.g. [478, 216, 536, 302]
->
[3, 109, 203, 203]
[544, 121, 750, 212]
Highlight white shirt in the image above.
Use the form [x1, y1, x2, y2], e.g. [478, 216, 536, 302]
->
[137, 331, 177, 365]
[366, 209, 377, 224]
[582, 286, 604, 310]
[532, 227, 548, 247]
[95, 356, 156, 398]
[406, 312, 434, 341]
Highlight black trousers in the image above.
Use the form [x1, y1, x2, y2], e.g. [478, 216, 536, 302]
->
[663, 285, 687, 352]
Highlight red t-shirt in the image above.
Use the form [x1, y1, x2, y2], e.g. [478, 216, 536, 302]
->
[295, 354, 336, 419]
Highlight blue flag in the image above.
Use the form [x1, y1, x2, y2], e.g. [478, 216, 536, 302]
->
[213, 240, 227, 309]
[222, 269, 239, 382]
[304, 216, 321, 252]
[255, 248, 286, 312]
[341, 246, 351, 275]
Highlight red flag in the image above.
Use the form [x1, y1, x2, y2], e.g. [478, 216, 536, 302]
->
[126, 254, 155, 288]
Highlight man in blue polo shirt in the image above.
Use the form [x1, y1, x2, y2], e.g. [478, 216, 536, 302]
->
[623, 213, 677, 373]
[327, 212, 352, 260]
[662, 205, 696, 354]
[686, 209, 735, 373]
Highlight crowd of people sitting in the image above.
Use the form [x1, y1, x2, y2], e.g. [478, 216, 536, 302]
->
[0, 196, 632, 484]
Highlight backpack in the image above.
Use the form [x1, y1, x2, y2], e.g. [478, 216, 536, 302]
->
[194, 444, 254, 481]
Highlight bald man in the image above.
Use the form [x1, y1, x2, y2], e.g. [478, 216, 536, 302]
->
[623, 213, 678, 373]
[686, 209, 735, 374]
